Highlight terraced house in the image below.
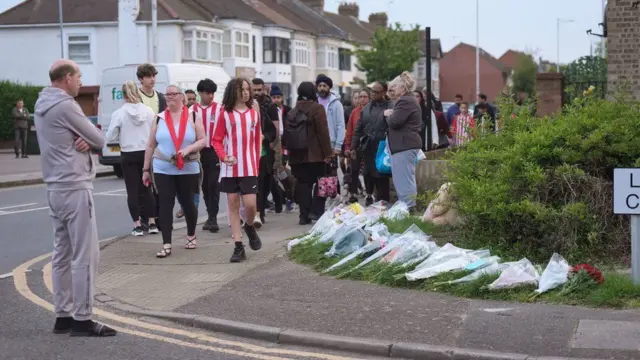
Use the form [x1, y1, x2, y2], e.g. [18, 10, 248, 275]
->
[0, 0, 440, 109]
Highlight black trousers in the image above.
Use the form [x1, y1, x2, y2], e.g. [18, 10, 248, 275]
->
[350, 154, 364, 194]
[14, 128, 27, 156]
[364, 175, 391, 202]
[257, 156, 272, 220]
[200, 148, 221, 220]
[121, 151, 155, 222]
[154, 173, 199, 244]
[291, 162, 326, 220]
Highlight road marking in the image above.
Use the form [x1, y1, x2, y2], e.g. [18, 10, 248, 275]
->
[0, 203, 37, 210]
[94, 189, 126, 195]
[0, 206, 50, 216]
[21, 252, 358, 360]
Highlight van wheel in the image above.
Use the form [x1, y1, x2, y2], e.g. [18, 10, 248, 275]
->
[113, 165, 124, 178]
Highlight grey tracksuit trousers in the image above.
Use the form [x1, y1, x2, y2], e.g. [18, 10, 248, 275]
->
[390, 149, 420, 208]
[47, 189, 99, 321]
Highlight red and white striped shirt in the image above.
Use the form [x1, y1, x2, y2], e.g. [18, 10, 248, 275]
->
[190, 102, 221, 147]
[211, 108, 262, 178]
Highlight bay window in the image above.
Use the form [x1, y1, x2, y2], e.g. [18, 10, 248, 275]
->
[293, 40, 310, 67]
[263, 37, 290, 64]
[338, 48, 351, 71]
[235, 31, 250, 59]
[182, 29, 222, 62]
[317, 44, 338, 70]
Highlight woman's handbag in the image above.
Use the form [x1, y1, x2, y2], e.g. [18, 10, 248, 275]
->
[317, 161, 339, 198]
[375, 138, 392, 174]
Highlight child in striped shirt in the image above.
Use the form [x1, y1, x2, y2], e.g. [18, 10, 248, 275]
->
[212, 78, 263, 263]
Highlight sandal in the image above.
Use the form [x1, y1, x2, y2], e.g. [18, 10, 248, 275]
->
[156, 244, 172, 258]
[185, 236, 197, 249]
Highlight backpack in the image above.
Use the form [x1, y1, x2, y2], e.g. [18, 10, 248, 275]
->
[283, 108, 310, 151]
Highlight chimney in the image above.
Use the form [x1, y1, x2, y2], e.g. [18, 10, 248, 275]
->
[338, 2, 359, 18]
[299, 0, 324, 12]
[368, 12, 388, 28]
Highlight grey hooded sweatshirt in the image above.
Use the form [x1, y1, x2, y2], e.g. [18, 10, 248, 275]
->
[34, 87, 105, 191]
[105, 102, 155, 152]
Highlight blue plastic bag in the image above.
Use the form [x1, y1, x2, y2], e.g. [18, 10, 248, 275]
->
[376, 139, 392, 174]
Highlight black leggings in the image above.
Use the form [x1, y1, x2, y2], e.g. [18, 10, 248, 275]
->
[201, 148, 221, 219]
[121, 151, 156, 222]
[154, 173, 199, 245]
[364, 175, 391, 202]
[291, 162, 326, 219]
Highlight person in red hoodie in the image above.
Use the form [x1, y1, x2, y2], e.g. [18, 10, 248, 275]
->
[344, 89, 369, 202]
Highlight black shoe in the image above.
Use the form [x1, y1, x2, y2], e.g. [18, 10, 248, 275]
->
[70, 320, 117, 337]
[131, 226, 144, 236]
[140, 220, 149, 232]
[365, 196, 374, 207]
[148, 223, 159, 234]
[209, 219, 220, 233]
[230, 242, 246, 262]
[243, 223, 262, 251]
[53, 316, 73, 334]
[299, 216, 312, 225]
[309, 213, 319, 221]
[202, 218, 212, 231]
[348, 196, 358, 204]
[21, 154, 28, 158]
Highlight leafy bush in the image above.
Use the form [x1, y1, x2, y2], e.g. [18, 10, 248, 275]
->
[445, 93, 639, 264]
[0, 81, 43, 141]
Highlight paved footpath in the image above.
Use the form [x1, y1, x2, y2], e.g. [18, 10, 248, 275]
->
[0, 153, 113, 187]
[98, 212, 640, 360]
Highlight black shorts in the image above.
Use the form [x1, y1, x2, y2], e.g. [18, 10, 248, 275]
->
[220, 176, 259, 195]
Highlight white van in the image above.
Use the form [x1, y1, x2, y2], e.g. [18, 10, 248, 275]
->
[97, 63, 231, 176]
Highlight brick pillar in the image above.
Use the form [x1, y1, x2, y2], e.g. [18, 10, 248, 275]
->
[607, 0, 640, 99]
[535, 73, 564, 117]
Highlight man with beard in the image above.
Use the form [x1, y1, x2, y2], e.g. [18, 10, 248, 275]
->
[251, 78, 279, 227]
[313, 74, 345, 219]
[269, 85, 294, 213]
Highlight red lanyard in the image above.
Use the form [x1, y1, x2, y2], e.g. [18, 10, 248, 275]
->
[164, 106, 189, 170]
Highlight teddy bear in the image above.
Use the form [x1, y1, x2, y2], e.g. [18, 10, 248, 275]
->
[423, 182, 461, 226]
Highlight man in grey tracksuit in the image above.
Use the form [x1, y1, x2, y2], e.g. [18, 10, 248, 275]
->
[34, 59, 116, 337]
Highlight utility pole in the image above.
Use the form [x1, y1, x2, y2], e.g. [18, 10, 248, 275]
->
[475, 0, 480, 96]
[58, 0, 64, 58]
[425, 26, 432, 150]
[151, 0, 158, 62]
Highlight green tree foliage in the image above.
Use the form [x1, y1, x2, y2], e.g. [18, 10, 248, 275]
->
[511, 53, 538, 95]
[445, 92, 637, 264]
[354, 23, 422, 83]
[562, 56, 607, 102]
[0, 81, 43, 141]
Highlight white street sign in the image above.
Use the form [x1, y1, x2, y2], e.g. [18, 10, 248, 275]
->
[613, 168, 640, 215]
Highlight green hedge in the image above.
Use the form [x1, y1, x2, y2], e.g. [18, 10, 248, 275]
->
[445, 93, 639, 264]
[0, 81, 43, 141]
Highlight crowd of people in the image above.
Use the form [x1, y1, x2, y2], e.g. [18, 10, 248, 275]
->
[33, 58, 503, 337]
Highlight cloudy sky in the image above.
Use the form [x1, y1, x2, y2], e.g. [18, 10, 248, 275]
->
[0, 0, 606, 64]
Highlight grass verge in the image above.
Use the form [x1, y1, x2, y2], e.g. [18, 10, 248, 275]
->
[288, 216, 640, 308]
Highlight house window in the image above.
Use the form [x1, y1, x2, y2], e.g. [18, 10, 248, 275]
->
[327, 46, 338, 69]
[316, 46, 326, 68]
[67, 35, 91, 62]
[252, 35, 256, 63]
[417, 60, 426, 78]
[223, 30, 232, 58]
[183, 32, 193, 59]
[210, 32, 222, 62]
[235, 31, 250, 59]
[263, 37, 291, 64]
[338, 48, 351, 71]
[196, 31, 208, 60]
[293, 40, 310, 67]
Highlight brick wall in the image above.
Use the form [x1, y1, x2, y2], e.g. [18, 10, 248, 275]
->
[536, 73, 564, 117]
[607, 0, 640, 99]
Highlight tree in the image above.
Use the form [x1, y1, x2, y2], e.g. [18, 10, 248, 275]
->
[511, 53, 538, 95]
[353, 23, 422, 84]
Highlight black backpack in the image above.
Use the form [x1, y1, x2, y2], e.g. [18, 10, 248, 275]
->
[283, 108, 310, 151]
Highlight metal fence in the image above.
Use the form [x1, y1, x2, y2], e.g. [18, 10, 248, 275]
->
[563, 80, 607, 105]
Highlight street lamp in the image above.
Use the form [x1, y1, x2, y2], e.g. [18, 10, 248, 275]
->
[556, 18, 574, 72]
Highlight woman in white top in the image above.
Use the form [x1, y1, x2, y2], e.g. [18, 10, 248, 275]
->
[106, 81, 158, 236]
